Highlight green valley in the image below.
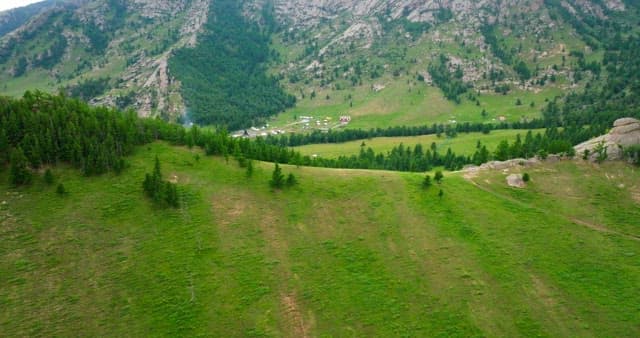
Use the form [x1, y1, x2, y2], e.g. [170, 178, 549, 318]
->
[2, 142, 639, 336]
[2, 0, 640, 336]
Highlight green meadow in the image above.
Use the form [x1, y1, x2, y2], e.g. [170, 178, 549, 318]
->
[272, 80, 561, 131]
[295, 129, 544, 158]
[2, 142, 639, 337]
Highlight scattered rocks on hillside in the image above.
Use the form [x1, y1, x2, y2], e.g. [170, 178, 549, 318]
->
[464, 158, 539, 173]
[506, 174, 525, 188]
[574, 118, 640, 162]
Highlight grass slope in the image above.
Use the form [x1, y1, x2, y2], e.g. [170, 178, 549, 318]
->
[1, 143, 639, 336]
[271, 79, 561, 131]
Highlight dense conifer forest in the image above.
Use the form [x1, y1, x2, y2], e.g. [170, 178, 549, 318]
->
[169, 0, 295, 129]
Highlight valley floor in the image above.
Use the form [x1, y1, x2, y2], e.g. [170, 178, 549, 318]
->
[1, 142, 639, 337]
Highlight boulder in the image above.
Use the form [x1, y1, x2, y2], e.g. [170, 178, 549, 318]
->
[506, 174, 525, 188]
[574, 118, 640, 161]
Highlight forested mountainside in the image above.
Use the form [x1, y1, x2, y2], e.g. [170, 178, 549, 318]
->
[0, 0, 211, 119]
[1, 0, 640, 129]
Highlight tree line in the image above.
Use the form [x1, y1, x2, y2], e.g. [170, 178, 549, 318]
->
[0, 91, 297, 181]
[263, 119, 547, 148]
[0, 91, 632, 189]
[291, 127, 576, 172]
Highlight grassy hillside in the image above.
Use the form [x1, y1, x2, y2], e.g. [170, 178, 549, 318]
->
[270, 80, 561, 131]
[1, 142, 639, 336]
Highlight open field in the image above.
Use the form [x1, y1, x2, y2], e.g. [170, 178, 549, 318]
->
[295, 129, 544, 158]
[271, 80, 562, 132]
[1, 142, 639, 336]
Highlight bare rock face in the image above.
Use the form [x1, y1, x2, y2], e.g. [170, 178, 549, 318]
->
[506, 174, 525, 188]
[574, 118, 640, 161]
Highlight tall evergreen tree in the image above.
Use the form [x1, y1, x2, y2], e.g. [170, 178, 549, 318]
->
[270, 163, 285, 189]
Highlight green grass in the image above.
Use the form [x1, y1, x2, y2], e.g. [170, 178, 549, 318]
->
[294, 129, 544, 158]
[271, 79, 561, 131]
[1, 143, 639, 336]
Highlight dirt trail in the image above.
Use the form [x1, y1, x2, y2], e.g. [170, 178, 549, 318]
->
[211, 189, 311, 336]
[257, 212, 311, 337]
[465, 177, 640, 242]
[570, 218, 640, 242]
[282, 294, 309, 338]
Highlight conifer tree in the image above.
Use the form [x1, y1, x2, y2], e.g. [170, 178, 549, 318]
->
[44, 169, 54, 185]
[434, 170, 444, 184]
[270, 163, 284, 189]
[286, 173, 297, 187]
[246, 159, 254, 178]
[9, 147, 31, 186]
[422, 174, 432, 188]
[56, 183, 66, 195]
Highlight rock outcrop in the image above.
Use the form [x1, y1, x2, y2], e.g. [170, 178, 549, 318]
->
[463, 158, 539, 174]
[574, 118, 640, 161]
[506, 174, 525, 188]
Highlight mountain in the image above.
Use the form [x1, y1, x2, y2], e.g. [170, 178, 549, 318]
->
[0, 0, 211, 119]
[1, 0, 639, 129]
[0, 0, 70, 38]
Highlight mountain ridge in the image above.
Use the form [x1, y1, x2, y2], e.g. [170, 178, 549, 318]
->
[1, 0, 639, 128]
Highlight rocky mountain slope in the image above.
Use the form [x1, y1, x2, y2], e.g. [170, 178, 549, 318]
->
[1, 0, 639, 125]
[0, 0, 67, 38]
[0, 0, 209, 119]
[267, 0, 637, 97]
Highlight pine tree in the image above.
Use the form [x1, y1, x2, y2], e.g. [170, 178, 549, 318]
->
[246, 159, 254, 178]
[164, 182, 179, 208]
[44, 169, 54, 185]
[9, 147, 31, 186]
[142, 156, 179, 208]
[56, 183, 66, 195]
[286, 173, 297, 187]
[270, 163, 284, 189]
[422, 174, 432, 188]
[434, 170, 444, 184]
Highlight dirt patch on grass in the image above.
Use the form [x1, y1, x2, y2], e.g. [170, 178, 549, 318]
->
[210, 189, 251, 226]
[281, 293, 309, 338]
[527, 273, 579, 336]
[631, 189, 640, 204]
[530, 274, 557, 308]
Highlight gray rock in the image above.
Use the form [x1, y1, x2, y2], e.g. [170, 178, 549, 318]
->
[574, 118, 640, 161]
[506, 174, 525, 188]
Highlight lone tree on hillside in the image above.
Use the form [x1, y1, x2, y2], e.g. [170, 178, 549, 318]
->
[143, 156, 179, 208]
[422, 174, 432, 189]
[286, 173, 297, 187]
[522, 173, 531, 182]
[434, 170, 444, 184]
[56, 183, 66, 196]
[44, 168, 55, 185]
[246, 159, 254, 178]
[270, 163, 285, 189]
